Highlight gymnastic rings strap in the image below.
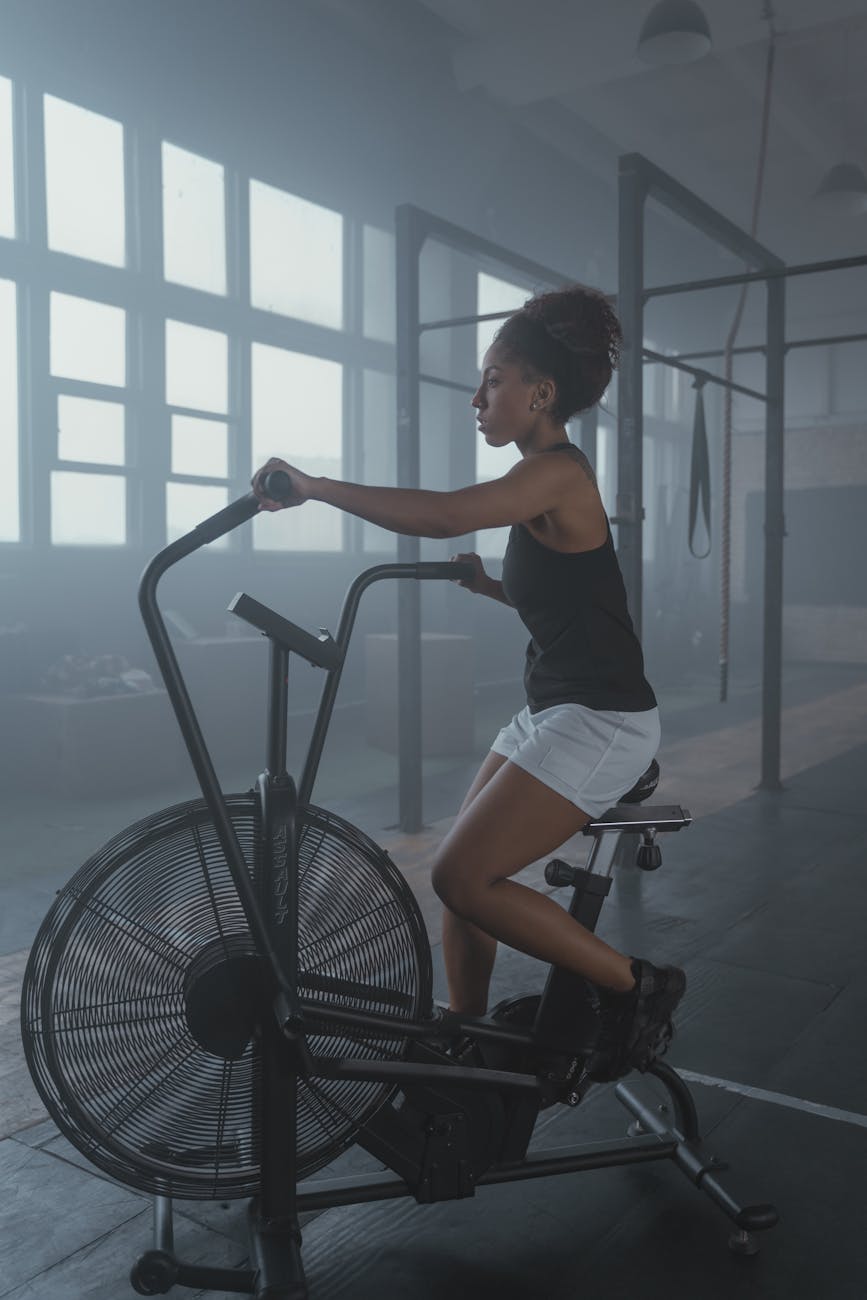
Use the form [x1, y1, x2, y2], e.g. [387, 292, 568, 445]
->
[688, 380, 711, 559]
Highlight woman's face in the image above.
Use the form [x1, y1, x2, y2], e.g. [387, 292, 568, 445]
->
[471, 344, 540, 447]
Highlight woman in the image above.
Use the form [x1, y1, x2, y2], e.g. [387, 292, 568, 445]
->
[252, 285, 685, 1082]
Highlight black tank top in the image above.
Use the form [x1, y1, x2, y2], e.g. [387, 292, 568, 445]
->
[500, 444, 657, 714]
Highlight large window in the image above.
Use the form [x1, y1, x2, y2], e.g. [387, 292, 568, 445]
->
[251, 344, 343, 551]
[250, 181, 343, 329]
[50, 292, 126, 386]
[475, 273, 526, 556]
[165, 320, 230, 544]
[49, 292, 128, 545]
[0, 77, 15, 239]
[0, 280, 19, 541]
[1, 84, 389, 553]
[44, 96, 125, 266]
[363, 225, 395, 343]
[162, 143, 227, 295]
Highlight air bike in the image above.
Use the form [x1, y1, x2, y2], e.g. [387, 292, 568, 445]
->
[21, 473, 778, 1298]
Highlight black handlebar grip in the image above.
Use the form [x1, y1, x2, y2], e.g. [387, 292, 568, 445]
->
[410, 561, 475, 582]
[450, 561, 475, 583]
[262, 469, 293, 502]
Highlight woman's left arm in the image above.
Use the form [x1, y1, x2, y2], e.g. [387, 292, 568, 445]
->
[255, 456, 571, 539]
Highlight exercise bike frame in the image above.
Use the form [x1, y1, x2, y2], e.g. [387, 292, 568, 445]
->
[131, 485, 777, 1298]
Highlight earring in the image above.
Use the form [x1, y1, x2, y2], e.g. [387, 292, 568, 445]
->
[530, 401, 539, 411]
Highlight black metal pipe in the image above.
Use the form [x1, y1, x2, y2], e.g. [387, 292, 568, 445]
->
[298, 562, 473, 808]
[300, 997, 533, 1048]
[760, 275, 786, 790]
[643, 347, 766, 402]
[403, 203, 572, 297]
[671, 329, 867, 362]
[645, 252, 867, 301]
[266, 642, 289, 779]
[294, 1135, 675, 1211]
[419, 371, 477, 395]
[395, 204, 424, 833]
[313, 1056, 542, 1094]
[623, 151, 781, 274]
[137, 498, 294, 1006]
[617, 156, 647, 636]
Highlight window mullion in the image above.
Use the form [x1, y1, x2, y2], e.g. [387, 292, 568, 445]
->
[229, 163, 251, 552]
[20, 82, 50, 548]
[133, 115, 167, 554]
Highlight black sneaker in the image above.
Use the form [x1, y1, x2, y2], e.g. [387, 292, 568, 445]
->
[586, 959, 686, 1082]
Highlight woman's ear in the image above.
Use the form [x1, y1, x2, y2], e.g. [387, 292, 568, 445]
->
[533, 379, 556, 412]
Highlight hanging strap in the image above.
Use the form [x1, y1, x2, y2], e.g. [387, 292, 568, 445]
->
[688, 379, 711, 559]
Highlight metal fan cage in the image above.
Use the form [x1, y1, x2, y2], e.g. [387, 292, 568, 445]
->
[21, 793, 432, 1199]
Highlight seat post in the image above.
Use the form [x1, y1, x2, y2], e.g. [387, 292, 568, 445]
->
[266, 639, 290, 779]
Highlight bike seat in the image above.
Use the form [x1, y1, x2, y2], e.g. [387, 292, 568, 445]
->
[618, 759, 660, 805]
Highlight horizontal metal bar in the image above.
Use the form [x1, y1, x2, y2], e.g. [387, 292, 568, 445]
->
[419, 371, 477, 395]
[312, 1055, 542, 1094]
[300, 998, 534, 1049]
[420, 308, 516, 334]
[642, 348, 766, 402]
[673, 330, 867, 362]
[404, 202, 573, 295]
[478, 1134, 676, 1184]
[622, 153, 782, 273]
[646, 252, 867, 301]
[296, 1134, 676, 1211]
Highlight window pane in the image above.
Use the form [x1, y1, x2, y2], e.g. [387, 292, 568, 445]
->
[50, 293, 126, 386]
[51, 471, 125, 545]
[0, 279, 19, 541]
[477, 272, 527, 369]
[0, 78, 14, 239]
[250, 182, 343, 329]
[44, 95, 125, 266]
[171, 414, 228, 477]
[251, 343, 342, 551]
[166, 482, 229, 547]
[58, 395, 125, 464]
[162, 143, 226, 295]
[165, 320, 227, 413]
[363, 225, 395, 343]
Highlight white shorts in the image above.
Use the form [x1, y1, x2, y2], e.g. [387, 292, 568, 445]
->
[490, 703, 661, 819]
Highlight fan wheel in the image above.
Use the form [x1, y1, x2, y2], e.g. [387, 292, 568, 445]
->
[21, 793, 432, 1199]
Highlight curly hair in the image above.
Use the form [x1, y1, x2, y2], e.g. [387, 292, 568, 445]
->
[492, 286, 622, 422]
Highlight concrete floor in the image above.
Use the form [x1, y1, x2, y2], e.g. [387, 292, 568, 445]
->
[3, 664, 867, 1298]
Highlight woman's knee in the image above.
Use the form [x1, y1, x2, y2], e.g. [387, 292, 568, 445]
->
[431, 853, 487, 917]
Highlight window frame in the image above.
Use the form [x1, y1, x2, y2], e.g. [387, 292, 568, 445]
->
[0, 74, 397, 557]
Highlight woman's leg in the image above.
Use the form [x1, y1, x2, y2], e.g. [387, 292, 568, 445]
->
[442, 751, 508, 1015]
[432, 758, 637, 1005]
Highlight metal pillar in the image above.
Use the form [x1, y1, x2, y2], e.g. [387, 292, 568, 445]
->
[618, 152, 787, 788]
[395, 205, 424, 832]
[578, 406, 598, 469]
[761, 276, 786, 789]
[617, 157, 647, 636]
[392, 205, 570, 832]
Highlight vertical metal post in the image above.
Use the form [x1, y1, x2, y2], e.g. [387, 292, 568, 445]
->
[760, 276, 786, 789]
[578, 406, 598, 469]
[395, 205, 424, 831]
[617, 159, 647, 636]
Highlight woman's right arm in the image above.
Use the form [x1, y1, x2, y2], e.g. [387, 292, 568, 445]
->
[451, 552, 512, 606]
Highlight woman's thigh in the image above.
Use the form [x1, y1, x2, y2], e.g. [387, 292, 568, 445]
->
[456, 749, 509, 816]
[432, 759, 592, 902]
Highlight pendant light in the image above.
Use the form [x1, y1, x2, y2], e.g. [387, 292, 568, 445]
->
[814, 162, 867, 216]
[637, 0, 713, 66]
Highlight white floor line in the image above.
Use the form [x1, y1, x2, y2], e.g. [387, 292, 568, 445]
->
[678, 1068, 867, 1130]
